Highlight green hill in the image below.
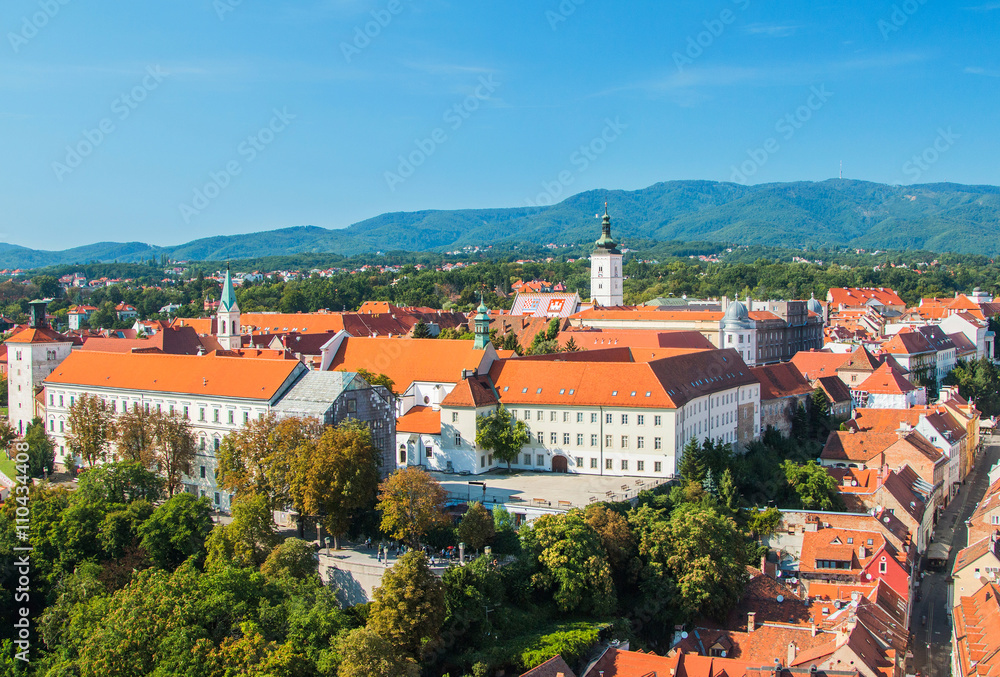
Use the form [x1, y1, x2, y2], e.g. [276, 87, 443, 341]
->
[5, 179, 1000, 268]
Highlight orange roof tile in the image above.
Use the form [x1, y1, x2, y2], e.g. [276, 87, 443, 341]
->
[750, 362, 813, 401]
[952, 582, 1000, 677]
[570, 308, 725, 322]
[790, 351, 850, 380]
[329, 336, 487, 391]
[395, 406, 441, 435]
[5, 327, 71, 344]
[821, 431, 900, 463]
[828, 288, 905, 308]
[855, 363, 915, 394]
[441, 376, 499, 408]
[44, 351, 303, 401]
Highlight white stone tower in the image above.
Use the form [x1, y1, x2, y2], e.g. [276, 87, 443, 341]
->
[216, 267, 242, 350]
[590, 204, 623, 307]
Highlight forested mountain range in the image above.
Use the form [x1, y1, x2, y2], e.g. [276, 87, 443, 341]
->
[5, 179, 1000, 269]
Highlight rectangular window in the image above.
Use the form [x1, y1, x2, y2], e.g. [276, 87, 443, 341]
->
[563, 412, 569, 422]
[452, 412, 459, 423]
[575, 456, 583, 467]
[49, 394, 54, 406]
[591, 434, 598, 447]
[199, 438, 206, 451]
[591, 413, 598, 423]
[243, 411, 249, 423]
[481, 456, 486, 468]
[621, 460, 628, 471]
[621, 414, 628, 425]
[426, 446, 433, 458]
[200, 408, 206, 422]
[550, 411, 557, 422]
[637, 414, 644, 425]
[537, 410, 543, 421]
[637, 460, 645, 472]
[537, 454, 544, 466]
[524, 410, 531, 420]
[654, 415, 662, 426]
[992, 515, 1000, 525]
[637, 436, 644, 449]
[577, 434, 584, 446]
[59, 420, 64, 433]
[184, 406, 189, 419]
[550, 432, 557, 444]
[591, 458, 598, 468]
[523, 454, 531, 466]
[577, 413, 584, 423]
[49, 419, 54, 431]
[605, 434, 613, 447]
[537, 432, 544, 444]
[621, 435, 629, 449]
[214, 439, 220, 452]
[654, 461, 662, 472]
[605, 459, 613, 470]
[228, 410, 234, 424]
[606, 413, 613, 424]
[654, 437, 662, 450]
[563, 433, 570, 445]
[455, 434, 462, 447]
[200, 466, 206, 479]
[214, 410, 221, 423]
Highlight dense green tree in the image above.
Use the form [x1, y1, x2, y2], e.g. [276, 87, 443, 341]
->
[261, 538, 318, 581]
[782, 460, 843, 511]
[457, 502, 495, 554]
[944, 357, 1000, 417]
[377, 467, 449, 547]
[411, 320, 432, 339]
[520, 511, 616, 615]
[368, 551, 446, 659]
[75, 461, 164, 504]
[139, 493, 213, 570]
[661, 503, 749, 622]
[475, 405, 530, 470]
[289, 420, 381, 549]
[66, 394, 116, 467]
[24, 417, 55, 477]
[336, 627, 419, 677]
[205, 494, 278, 570]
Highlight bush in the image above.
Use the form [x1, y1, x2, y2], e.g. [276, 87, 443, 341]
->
[519, 626, 602, 670]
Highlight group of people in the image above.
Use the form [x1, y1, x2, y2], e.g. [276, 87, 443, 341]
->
[363, 538, 461, 566]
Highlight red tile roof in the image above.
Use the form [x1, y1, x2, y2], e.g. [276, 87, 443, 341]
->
[441, 376, 499, 408]
[828, 288, 905, 308]
[44, 351, 303, 401]
[821, 431, 900, 463]
[790, 351, 850, 380]
[751, 362, 814, 401]
[328, 337, 487, 390]
[952, 582, 1000, 677]
[855, 363, 915, 395]
[5, 327, 71, 344]
[882, 328, 935, 356]
[395, 406, 441, 435]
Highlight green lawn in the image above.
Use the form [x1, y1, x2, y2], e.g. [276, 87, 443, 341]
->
[0, 455, 16, 483]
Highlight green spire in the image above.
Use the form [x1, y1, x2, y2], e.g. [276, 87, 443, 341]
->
[474, 292, 491, 349]
[220, 265, 238, 312]
[594, 202, 619, 253]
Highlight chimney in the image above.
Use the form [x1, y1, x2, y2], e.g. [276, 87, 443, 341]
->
[787, 642, 797, 666]
[761, 555, 768, 575]
[748, 612, 756, 632]
[811, 623, 818, 637]
[858, 546, 867, 559]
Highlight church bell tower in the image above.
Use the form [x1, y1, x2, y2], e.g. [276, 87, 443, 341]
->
[590, 204, 623, 307]
[217, 267, 242, 350]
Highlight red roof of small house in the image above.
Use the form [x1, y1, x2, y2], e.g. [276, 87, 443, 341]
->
[855, 363, 915, 395]
[751, 362, 813, 401]
[395, 406, 441, 435]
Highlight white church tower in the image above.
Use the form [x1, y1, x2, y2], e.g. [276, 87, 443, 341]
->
[590, 204, 623, 307]
[216, 267, 242, 350]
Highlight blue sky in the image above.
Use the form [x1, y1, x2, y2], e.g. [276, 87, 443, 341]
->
[1, 0, 997, 249]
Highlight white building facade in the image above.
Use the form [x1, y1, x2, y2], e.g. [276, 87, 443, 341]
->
[590, 208, 624, 307]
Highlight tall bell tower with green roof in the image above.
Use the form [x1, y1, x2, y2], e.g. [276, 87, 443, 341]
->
[473, 294, 491, 349]
[217, 266, 242, 350]
[590, 203, 623, 307]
